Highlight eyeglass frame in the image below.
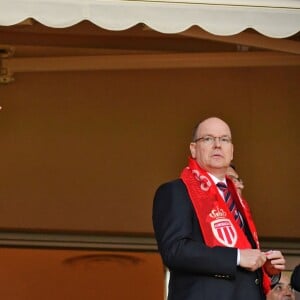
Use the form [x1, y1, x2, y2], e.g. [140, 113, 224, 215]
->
[193, 135, 232, 145]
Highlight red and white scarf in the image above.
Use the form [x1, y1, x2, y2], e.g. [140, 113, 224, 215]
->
[180, 157, 270, 293]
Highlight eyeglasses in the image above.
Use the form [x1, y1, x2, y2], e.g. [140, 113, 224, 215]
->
[193, 135, 232, 145]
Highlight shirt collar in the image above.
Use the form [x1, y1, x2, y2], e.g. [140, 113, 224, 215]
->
[208, 172, 227, 185]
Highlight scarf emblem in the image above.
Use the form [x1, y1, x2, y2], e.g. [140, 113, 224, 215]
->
[190, 168, 211, 191]
[209, 207, 237, 247]
[211, 218, 237, 247]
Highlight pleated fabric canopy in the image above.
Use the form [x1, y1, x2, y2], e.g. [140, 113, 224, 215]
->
[0, 0, 300, 38]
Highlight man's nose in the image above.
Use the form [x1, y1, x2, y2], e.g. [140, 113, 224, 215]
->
[213, 137, 221, 147]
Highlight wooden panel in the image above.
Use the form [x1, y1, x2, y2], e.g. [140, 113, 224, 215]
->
[0, 66, 299, 238]
[3, 52, 300, 76]
[0, 248, 164, 300]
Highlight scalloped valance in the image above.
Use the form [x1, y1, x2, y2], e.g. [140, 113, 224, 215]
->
[0, 0, 300, 38]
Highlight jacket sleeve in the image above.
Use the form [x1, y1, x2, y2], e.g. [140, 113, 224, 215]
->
[152, 179, 238, 278]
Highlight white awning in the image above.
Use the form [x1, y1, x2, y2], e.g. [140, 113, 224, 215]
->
[0, 0, 300, 38]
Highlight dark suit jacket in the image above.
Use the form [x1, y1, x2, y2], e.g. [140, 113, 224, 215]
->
[153, 179, 266, 300]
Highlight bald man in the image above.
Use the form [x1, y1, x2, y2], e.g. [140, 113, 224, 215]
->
[153, 117, 285, 300]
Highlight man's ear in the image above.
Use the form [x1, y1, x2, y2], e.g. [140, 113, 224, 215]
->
[190, 142, 196, 158]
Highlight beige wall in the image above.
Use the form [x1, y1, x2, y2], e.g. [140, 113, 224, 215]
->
[0, 66, 299, 238]
[0, 247, 164, 300]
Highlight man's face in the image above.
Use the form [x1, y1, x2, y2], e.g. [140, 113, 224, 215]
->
[190, 118, 233, 178]
[267, 273, 295, 300]
[226, 166, 244, 196]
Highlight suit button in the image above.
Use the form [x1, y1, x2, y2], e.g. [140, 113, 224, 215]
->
[255, 278, 260, 285]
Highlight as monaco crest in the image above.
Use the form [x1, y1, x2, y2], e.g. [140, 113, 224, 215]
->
[211, 218, 237, 247]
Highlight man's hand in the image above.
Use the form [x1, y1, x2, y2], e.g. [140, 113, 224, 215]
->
[263, 250, 286, 275]
[239, 249, 267, 271]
